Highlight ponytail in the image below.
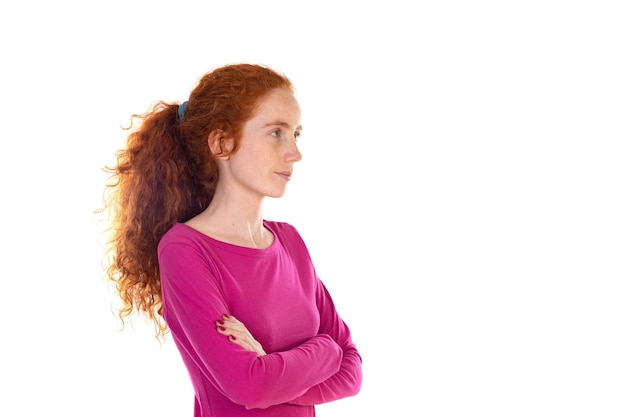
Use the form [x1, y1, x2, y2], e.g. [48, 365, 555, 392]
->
[99, 101, 212, 340]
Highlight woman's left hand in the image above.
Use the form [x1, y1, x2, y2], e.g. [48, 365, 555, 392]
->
[217, 314, 267, 357]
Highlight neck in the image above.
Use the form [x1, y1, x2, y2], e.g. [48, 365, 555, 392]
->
[186, 188, 272, 248]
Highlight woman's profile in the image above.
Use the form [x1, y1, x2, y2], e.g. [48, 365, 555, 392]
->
[99, 63, 362, 416]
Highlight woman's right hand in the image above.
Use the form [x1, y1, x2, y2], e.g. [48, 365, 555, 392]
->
[216, 314, 267, 357]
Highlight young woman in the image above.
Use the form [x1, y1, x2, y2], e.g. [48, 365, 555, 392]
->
[100, 63, 362, 416]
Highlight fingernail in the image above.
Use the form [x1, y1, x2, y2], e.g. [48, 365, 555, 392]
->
[218, 326, 226, 331]
[229, 335, 236, 340]
[217, 320, 224, 326]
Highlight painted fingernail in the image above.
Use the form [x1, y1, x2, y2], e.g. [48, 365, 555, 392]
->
[217, 320, 224, 326]
[218, 326, 226, 331]
[229, 335, 236, 340]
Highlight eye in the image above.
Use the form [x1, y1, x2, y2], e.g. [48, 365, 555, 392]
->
[270, 129, 281, 138]
[294, 131, 302, 142]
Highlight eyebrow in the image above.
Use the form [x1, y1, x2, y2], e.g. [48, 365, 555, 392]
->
[264, 121, 303, 130]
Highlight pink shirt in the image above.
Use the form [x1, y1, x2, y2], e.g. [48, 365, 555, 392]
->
[158, 221, 362, 416]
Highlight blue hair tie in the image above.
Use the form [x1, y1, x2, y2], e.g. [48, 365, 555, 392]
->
[178, 101, 188, 120]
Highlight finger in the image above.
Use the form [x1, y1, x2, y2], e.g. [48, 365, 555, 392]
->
[216, 324, 254, 348]
[217, 326, 255, 350]
[219, 315, 245, 330]
[216, 317, 244, 333]
[227, 334, 255, 351]
[216, 322, 248, 339]
[222, 314, 245, 327]
[216, 323, 242, 336]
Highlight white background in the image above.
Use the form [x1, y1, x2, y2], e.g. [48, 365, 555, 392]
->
[1, 1, 625, 416]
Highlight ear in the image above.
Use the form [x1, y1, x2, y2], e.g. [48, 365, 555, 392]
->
[208, 129, 234, 159]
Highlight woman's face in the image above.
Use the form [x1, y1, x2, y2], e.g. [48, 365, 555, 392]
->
[221, 88, 302, 200]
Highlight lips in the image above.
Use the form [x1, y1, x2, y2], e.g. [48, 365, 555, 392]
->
[276, 171, 292, 180]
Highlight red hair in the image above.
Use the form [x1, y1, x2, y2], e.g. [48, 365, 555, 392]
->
[98, 64, 293, 340]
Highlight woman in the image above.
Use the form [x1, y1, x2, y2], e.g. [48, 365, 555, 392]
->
[100, 63, 362, 416]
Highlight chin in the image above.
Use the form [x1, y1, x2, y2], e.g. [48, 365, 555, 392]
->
[267, 188, 287, 199]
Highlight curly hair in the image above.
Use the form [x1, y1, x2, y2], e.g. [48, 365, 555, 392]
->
[98, 64, 294, 340]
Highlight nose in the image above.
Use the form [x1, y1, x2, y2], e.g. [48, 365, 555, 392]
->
[286, 137, 302, 162]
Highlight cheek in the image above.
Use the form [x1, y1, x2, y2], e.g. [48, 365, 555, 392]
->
[229, 152, 266, 180]
[243, 145, 277, 167]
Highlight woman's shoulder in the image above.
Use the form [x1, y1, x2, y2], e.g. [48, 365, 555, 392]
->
[264, 220, 310, 248]
[264, 219, 299, 237]
[158, 222, 204, 250]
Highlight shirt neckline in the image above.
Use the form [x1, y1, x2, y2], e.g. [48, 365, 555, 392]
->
[174, 221, 279, 256]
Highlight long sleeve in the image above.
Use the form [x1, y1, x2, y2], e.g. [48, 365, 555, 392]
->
[288, 280, 363, 405]
[159, 239, 344, 410]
